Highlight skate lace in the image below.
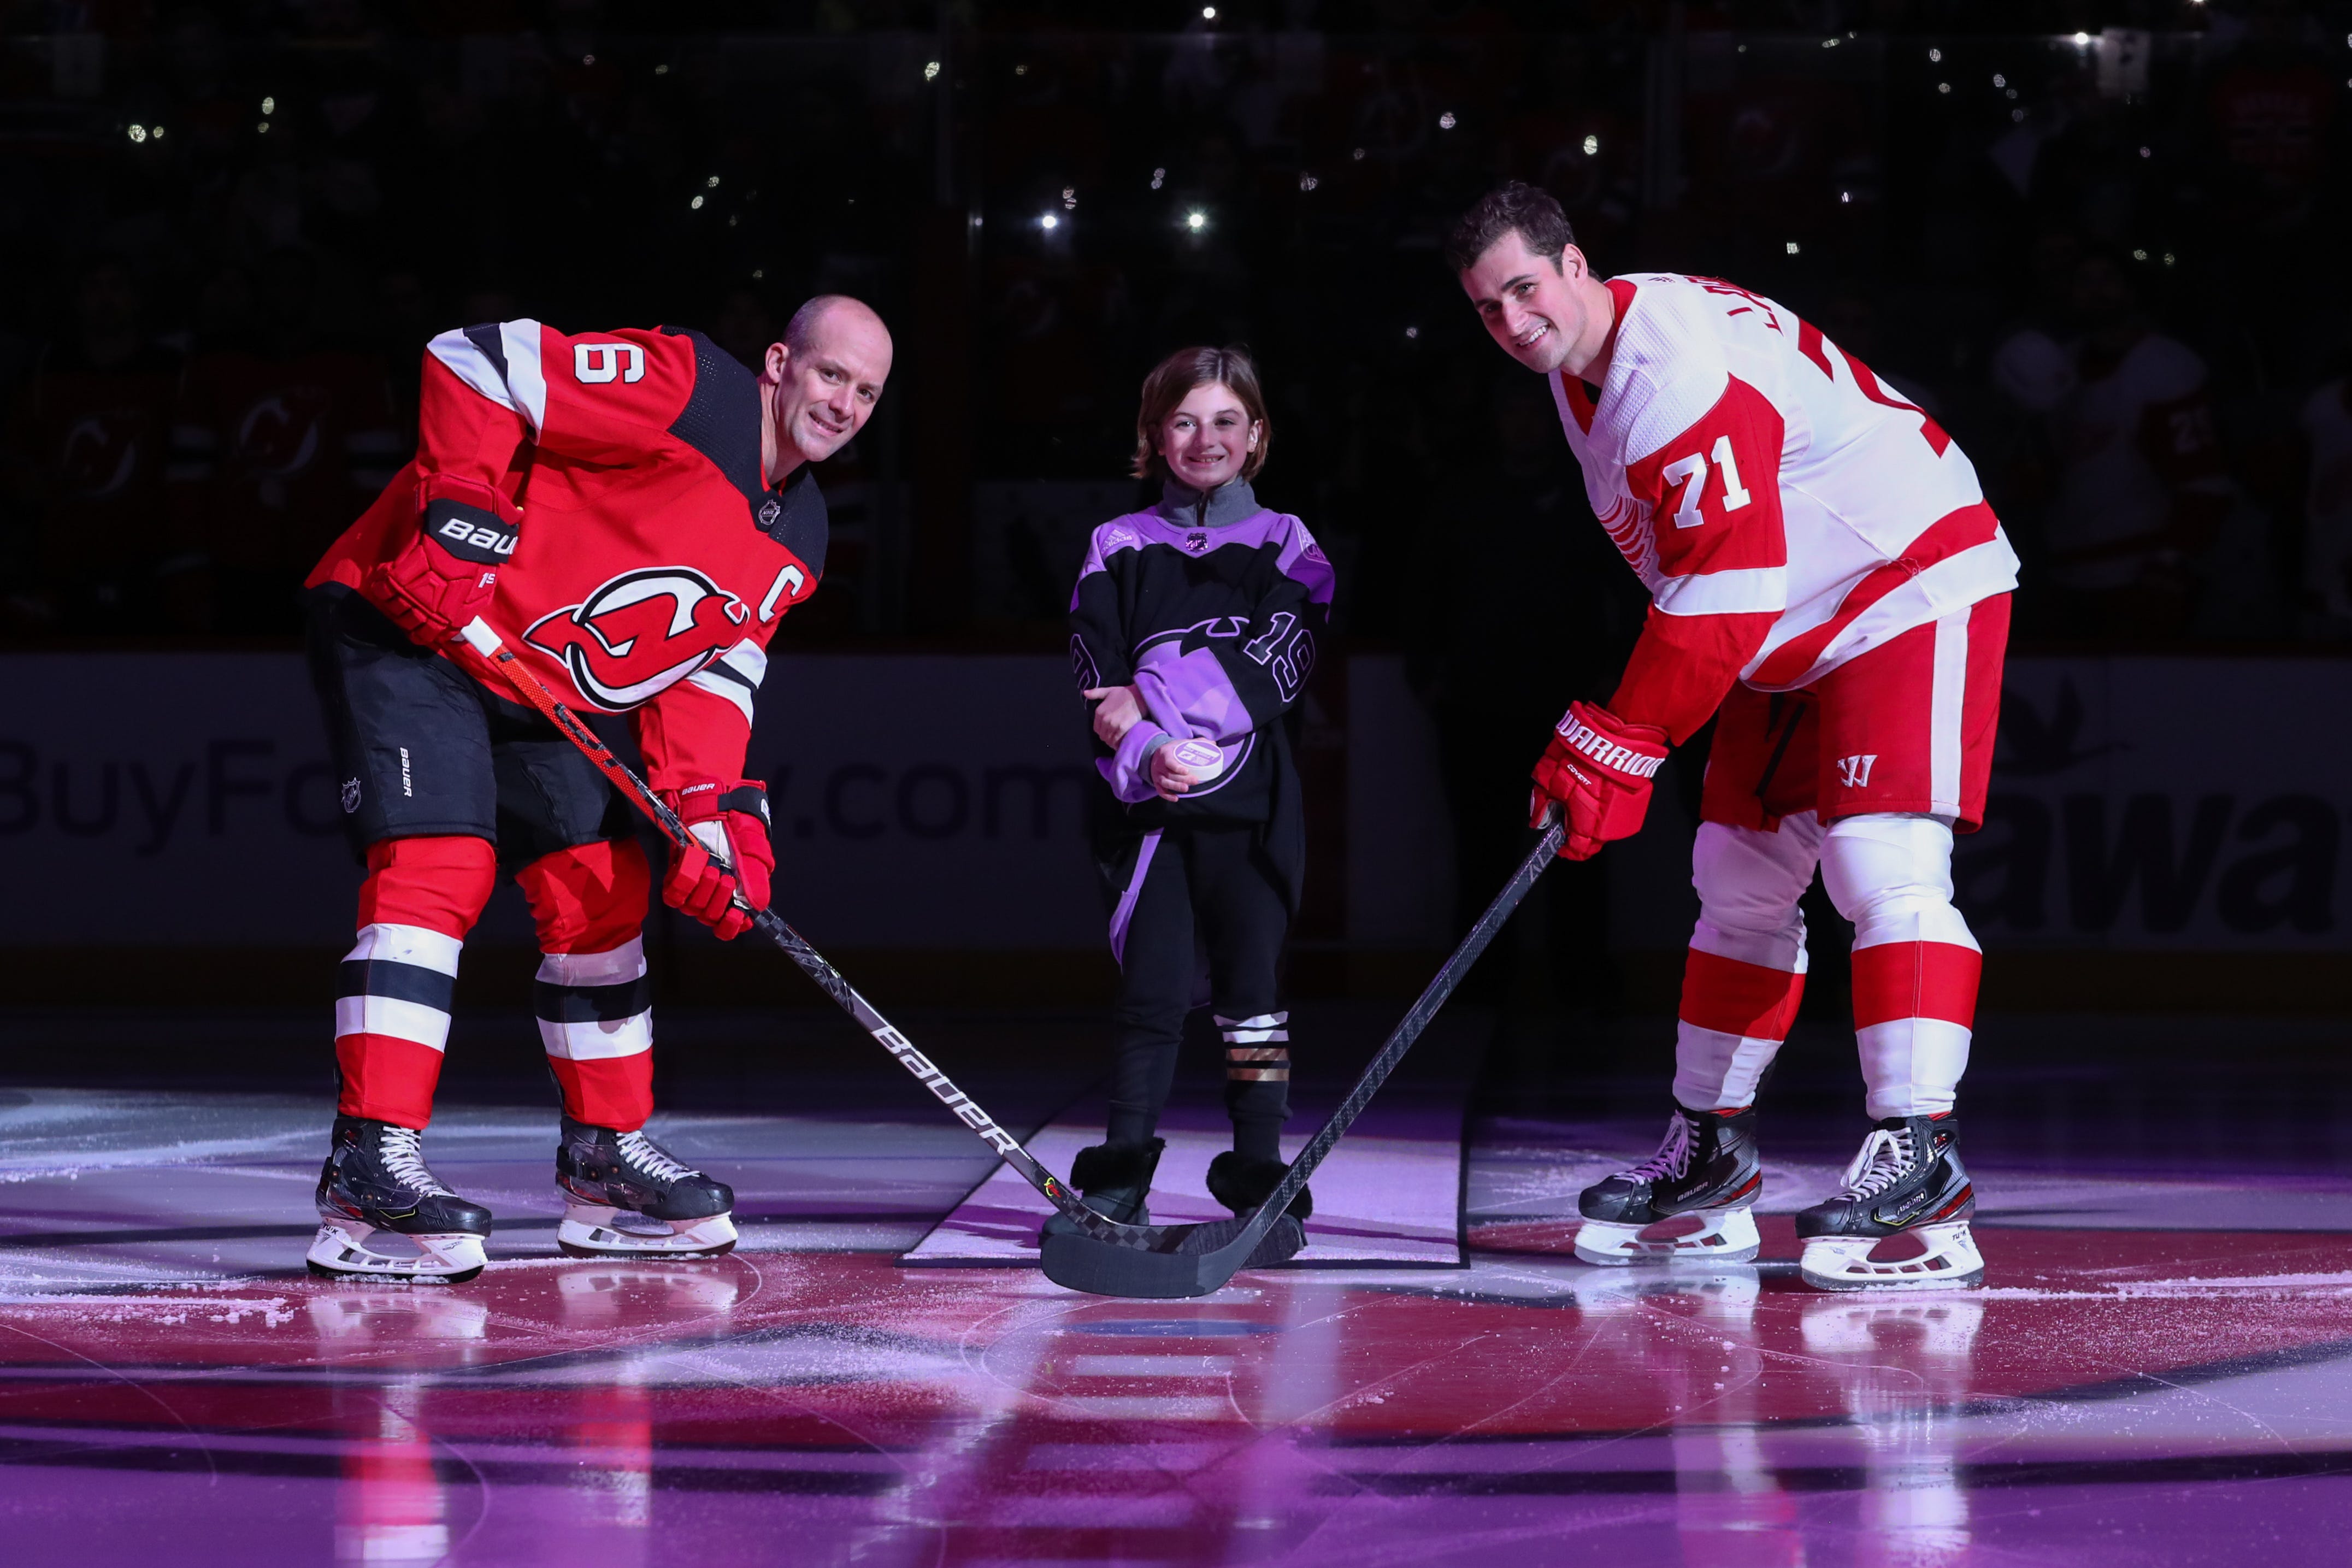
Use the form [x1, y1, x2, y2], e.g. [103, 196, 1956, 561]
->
[1836, 1127, 1915, 1201]
[616, 1130, 696, 1183]
[378, 1126, 455, 1198]
[1624, 1112, 1694, 1182]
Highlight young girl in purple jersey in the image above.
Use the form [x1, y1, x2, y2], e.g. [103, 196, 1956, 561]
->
[1051, 346, 1335, 1237]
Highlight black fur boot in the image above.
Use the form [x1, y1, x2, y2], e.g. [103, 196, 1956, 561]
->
[1040, 1137, 1164, 1240]
[1206, 1151, 1313, 1221]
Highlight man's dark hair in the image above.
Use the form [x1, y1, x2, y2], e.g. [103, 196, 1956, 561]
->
[1443, 181, 1578, 275]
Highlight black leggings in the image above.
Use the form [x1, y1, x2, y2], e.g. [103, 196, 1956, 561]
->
[1106, 826, 1291, 1159]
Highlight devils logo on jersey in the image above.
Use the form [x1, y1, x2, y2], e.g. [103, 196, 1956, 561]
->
[522, 567, 749, 710]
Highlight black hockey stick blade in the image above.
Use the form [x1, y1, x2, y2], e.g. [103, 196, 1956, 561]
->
[1040, 807, 1567, 1299]
[1039, 1213, 1308, 1300]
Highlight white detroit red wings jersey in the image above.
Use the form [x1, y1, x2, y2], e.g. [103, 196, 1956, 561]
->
[1551, 273, 2018, 741]
[310, 321, 826, 789]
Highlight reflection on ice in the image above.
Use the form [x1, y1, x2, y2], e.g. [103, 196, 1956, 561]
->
[1802, 1295, 1986, 1568]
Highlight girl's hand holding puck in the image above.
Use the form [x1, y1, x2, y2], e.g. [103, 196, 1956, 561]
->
[1150, 737, 1224, 800]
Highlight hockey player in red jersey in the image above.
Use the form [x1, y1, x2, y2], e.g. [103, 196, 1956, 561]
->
[300, 295, 892, 1281]
[1451, 184, 2013, 1290]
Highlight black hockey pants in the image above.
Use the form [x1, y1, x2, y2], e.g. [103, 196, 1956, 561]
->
[1106, 825, 1292, 1159]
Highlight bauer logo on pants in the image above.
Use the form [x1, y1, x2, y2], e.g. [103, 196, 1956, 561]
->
[522, 567, 750, 710]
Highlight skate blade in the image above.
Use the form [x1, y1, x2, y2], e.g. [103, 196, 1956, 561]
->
[556, 1206, 738, 1259]
[1573, 1207, 1760, 1266]
[1799, 1221, 1985, 1292]
[306, 1223, 487, 1285]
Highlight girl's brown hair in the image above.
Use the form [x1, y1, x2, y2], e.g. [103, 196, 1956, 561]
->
[1129, 345, 1271, 482]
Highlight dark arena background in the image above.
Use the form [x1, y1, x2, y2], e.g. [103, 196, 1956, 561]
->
[3, 2, 2349, 1564]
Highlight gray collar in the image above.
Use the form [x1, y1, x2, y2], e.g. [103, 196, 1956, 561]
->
[1156, 476, 1260, 529]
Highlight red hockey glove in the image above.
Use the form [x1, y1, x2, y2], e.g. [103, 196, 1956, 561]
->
[1529, 700, 1670, 862]
[361, 487, 519, 649]
[658, 779, 774, 941]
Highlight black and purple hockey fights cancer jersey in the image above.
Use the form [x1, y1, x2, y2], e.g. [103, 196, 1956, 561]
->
[1069, 478, 1333, 902]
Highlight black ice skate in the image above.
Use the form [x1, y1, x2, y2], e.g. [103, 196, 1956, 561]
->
[309, 1116, 494, 1284]
[1573, 1104, 1762, 1265]
[555, 1117, 737, 1259]
[1040, 1137, 1163, 1241]
[1205, 1151, 1313, 1221]
[1795, 1112, 1983, 1291]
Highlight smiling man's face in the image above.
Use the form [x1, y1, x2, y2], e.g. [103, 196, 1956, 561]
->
[765, 303, 893, 474]
[1459, 229, 1598, 376]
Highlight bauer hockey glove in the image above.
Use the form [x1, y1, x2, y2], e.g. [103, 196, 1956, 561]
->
[1529, 700, 1670, 862]
[363, 482, 519, 649]
[658, 779, 775, 941]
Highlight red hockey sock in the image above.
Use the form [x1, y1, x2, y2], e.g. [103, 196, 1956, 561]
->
[518, 841, 655, 1131]
[1672, 947, 1807, 1111]
[336, 836, 497, 1129]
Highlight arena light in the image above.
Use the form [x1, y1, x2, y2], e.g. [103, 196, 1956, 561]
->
[1186, 210, 1208, 232]
[923, 60, 940, 82]
[1583, 134, 1599, 155]
[1786, 240, 1801, 255]
[1039, 213, 1059, 231]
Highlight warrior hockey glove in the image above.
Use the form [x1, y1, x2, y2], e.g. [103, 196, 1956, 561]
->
[363, 482, 519, 649]
[658, 779, 774, 941]
[1530, 700, 1670, 862]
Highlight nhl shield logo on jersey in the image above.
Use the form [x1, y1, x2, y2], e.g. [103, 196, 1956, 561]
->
[522, 567, 750, 710]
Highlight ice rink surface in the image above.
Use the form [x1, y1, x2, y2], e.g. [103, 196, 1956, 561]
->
[2, 1006, 2349, 1566]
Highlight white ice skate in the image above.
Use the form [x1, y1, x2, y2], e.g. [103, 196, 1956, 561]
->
[1796, 1114, 1985, 1292]
[308, 1117, 494, 1285]
[553, 1117, 739, 1260]
[1573, 1105, 1765, 1266]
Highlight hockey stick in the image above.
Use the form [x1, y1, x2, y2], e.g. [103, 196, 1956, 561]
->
[1038, 804, 1566, 1299]
[449, 617, 1140, 1247]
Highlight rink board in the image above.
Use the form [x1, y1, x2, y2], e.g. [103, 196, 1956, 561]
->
[899, 1099, 1465, 1268]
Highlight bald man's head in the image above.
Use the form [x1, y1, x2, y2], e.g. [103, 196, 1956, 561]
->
[762, 294, 893, 481]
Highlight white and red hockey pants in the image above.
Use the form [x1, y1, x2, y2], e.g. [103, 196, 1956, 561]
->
[1672, 812, 1980, 1119]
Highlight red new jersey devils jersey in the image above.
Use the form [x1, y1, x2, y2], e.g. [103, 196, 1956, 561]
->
[308, 321, 826, 789]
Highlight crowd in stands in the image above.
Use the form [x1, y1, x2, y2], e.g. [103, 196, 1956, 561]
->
[0, 1, 2341, 650]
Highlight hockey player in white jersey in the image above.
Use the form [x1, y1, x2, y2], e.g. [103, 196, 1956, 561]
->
[1450, 182, 2017, 1290]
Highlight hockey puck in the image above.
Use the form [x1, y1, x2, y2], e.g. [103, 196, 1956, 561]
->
[1171, 737, 1225, 780]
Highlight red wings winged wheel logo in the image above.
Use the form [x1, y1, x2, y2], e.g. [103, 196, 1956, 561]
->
[522, 567, 749, 710]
